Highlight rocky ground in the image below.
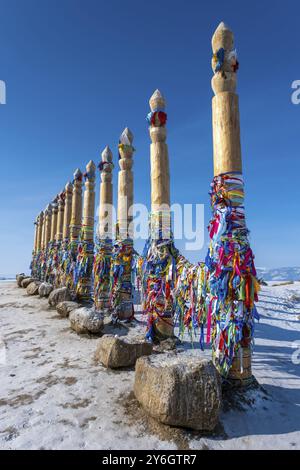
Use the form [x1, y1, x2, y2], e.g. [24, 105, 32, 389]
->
[0, 280, 299, 450]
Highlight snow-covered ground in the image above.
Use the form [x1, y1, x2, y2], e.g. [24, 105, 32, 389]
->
[0, 280, 299, 450]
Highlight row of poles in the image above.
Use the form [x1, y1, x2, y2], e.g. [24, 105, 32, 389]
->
[30, 23, 260, 384]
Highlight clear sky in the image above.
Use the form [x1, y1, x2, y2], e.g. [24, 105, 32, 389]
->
[0, 0, 299, 276]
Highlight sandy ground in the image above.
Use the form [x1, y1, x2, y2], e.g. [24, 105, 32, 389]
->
[0, 280, 299, 450]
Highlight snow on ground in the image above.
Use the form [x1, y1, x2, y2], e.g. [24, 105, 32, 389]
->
[0, 280, 299, 450]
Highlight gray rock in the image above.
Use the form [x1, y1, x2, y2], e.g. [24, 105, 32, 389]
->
[95, 335, 153, 368]
[134, 354, 221, 431]
[26, 281, 41, 296]
[69, 307, 103, 334]
[48, 287, 71, 307]
[16, 274, 27, 287]
[21, 277, 34, 288]
[56, 301, 80, 318]
[38, 282, 53, 298]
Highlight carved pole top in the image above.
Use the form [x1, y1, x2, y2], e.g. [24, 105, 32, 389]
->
[39, 210, 44, 220]
[46, 203, 52, 214]
[83, 160, 96, 183]
[51, 196, 59, 212]
[119, 128, 134, 170]
[65, 181, 73, 193]
[212, 22, 233, 52]
[101, 145, 113, 163]
[73, 168, 83, 181]
[99, 146, 113, 182]
[58, 190, 66, 206]
[120, 127, 134, 145]
[149, 89, 166, 111]
[148, 89, 167, 143]
[211, 22, 238, 95]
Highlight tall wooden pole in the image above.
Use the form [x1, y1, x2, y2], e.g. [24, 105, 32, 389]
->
[30, 216, 39, 277]
[63, 182, 73, 240]
[54, 190, 65, 287]
[67, 169, 83, 294]
[94, 146, 114, 314]
[61, 181, 73, 286]
[40, 204, 52, 281]
[207, 22, 259, 383]
[36, 211, 44, 255]
[76, 160, 96, 303]
[141, 90, 176, 341]
[110, 129, 135, 321]
[46, 196, 58, 284]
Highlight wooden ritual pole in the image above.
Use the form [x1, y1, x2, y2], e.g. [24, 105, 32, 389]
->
[36, 211, 44, 280]
[46, 196, 58, 284]
[41, 204, 52, 281]
[67, 169, 83, 294]
[60, 181, 73, 286]
[142, 90, 176, 341]
[207, 22, 259, 384]
[54, 190, 65, 287]
[30, 216, 39, 278]
[110, 128, 135, 321]
[93, 146, 114, 314]
[75, 160, 96, 303]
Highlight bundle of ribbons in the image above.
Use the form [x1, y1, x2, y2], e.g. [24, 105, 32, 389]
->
[212, 48, 239, 74]
[141, 210, 178, 341]
[205, 172, 260, 376]
[110, 238, 134, 322]
[54, 241, 63, 287]
[45, 241, 57, 284]
[93, 238, 112, 312]
[40, 249, 47, 281]
[174, 256, 209, 349]
[30, 251, 37, 278]
[74, 226, 94, 302]
[64, 239, 79, 293]
[58, 238, 70, 287]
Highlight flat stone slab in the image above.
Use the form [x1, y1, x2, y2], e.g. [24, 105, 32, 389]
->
[134, 354, 222, 431]
[56, 301, 80, 318]
[95, 334, 153, 369]
[38, 282, 53, 298]
[26, 281, 41, 296]
[48, 287, 71, 307]
[69, 307, 103, 334]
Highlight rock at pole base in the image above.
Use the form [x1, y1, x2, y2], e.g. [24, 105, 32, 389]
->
[134, 354, 221, 431]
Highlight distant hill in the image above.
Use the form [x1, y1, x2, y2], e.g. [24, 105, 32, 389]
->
[256, 267, 300, 282]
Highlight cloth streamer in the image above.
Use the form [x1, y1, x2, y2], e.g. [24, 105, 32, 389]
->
[205, 172, 260, 376]
[93, 238, 112, 312]
[174, 256, 209, 349]
[140, 210, 178, 341]
[74, 226, 94, 303]
[110, 238, 135, 322]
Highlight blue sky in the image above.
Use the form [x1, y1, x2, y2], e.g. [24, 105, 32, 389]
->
[0, 0, 299, 275]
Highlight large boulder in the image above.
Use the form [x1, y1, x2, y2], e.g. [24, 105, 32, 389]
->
[95, 335, 153, 369]
[48, 287, 71, 307]
[69, 307, 103, 334]
[38, 282, 53, 298]
[21, 277, 34, 288]
[26, 281, 41, 296]
[134, 354, 221, 431]
[56, 301, 80, 318]
[16, 274, 27, 287]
